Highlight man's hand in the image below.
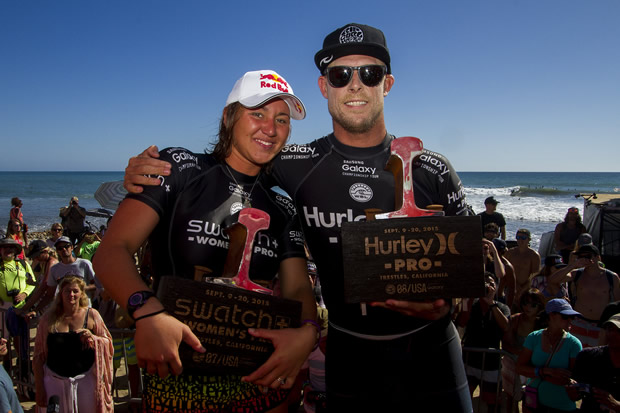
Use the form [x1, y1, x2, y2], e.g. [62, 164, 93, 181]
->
[370, 298, 450, 319]
[134, 312, 205, 378]
[242, 325, 316, 389]
[124, 145, 172, 193]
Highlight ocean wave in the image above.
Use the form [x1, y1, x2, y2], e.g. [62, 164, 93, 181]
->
[509, 186, 575, 197]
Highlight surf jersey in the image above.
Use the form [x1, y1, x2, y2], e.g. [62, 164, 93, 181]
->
[125, 147, 306, 290]
[271, 133, 471, 336]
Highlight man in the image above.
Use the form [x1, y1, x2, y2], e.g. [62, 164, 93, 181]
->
[0, 337, 24, 413]
[571, 313, 620, 412]
[505, 228, 541, 308]
[0, 238, 35, 388]
[124, 23, 473, 411]
[19, 236, 99, 315]
[483, 222, 500, 241]
[59, 196, 86, 245]
[457, 273, 510, 413]
[549, 244, 620, 347]
[478, 196, 506, 240]
[493, 238, 516, 308]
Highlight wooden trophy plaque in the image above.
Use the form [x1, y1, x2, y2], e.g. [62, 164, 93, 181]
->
[341, 137, 484, 304]
[157, 208, 302, 374]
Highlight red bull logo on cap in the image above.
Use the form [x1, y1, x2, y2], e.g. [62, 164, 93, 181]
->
[259, 73, 289, 93]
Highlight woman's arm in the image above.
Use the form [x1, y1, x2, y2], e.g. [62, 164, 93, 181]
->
[242, 257, 317, 389]
[93, 198, 204, 378]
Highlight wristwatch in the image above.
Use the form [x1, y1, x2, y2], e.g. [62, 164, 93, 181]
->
[127, 290, 156, 318]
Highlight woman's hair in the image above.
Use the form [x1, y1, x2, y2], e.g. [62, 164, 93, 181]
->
[50, 222, 63, 231]
[519, 288, 544, 310]
[11, 197, 21, 207]
[6, 219, 23, 240]
[210, 102, 243, 162]
[563, 210, 582, 225]
[41, 246, 58, 260]
[46, 276, 89, 331]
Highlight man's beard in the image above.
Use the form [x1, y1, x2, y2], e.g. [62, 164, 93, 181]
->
[330, 107, 382, 134]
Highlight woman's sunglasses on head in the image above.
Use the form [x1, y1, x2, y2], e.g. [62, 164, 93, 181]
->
[325, 65, 387, 88]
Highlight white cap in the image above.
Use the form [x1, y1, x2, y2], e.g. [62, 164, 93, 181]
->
[225, 70, 306, 120]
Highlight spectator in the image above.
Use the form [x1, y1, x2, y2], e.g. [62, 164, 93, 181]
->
[59, 196, 86, 245]
[494, 238, 517, 308]
[457, 273, 510, 412]
[9, 197, 27, 248]
[549, 244, 620, 347]
[479, 196, 506, 239]
[45, 223, 64, 249]
[483, 238, 506, 283]
[0, 238, 35, 384]
[531, 255, 570, 304]
[516, 298, 583, 412]
[506, 228, 541, 311]
[33, 276, 113, 412]
[554, 207, 587, 265]
[570, 313, 620, 412]
[0, 336, 24, 413]
[22, 236, 99, 315]
[567, 233, 592, 267]
[17, 240, 59, 319]
[5, 220, 26, 260]
[484, 222, 501, 241]
[597, 300, 620, 345]
[75, 229, 101, 262]
[501, 289, 546, 412]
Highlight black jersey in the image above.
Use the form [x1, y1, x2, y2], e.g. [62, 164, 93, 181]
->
[271, 133, 471, 335]
[126, 147, 306, 290]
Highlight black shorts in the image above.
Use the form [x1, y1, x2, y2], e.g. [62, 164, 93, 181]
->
[325, 315, 472, 412]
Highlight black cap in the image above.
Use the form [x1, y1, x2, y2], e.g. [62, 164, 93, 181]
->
[27, 239, 48, 259]
[484, 196, 499, 205]
[492, 238, 507, 251]
[544, 254, 566, 268]
[315, 23, 391, 74]
[577, 244, 600, 256]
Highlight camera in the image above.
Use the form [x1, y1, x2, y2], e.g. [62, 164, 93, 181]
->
[6, 289, 20, 298]
[576, 383, 591, 394]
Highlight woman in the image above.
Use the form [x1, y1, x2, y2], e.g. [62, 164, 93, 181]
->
[516, 298, 583, 412]
[94, 70, 317, 412]
[531, 255, 570, 304]
[501, 288, 545, 412]
[33, 276, 113, 412]
[46, 223, 65, 249]
[6, 219, 27, 259]
[18, 240, 59, 319]
[10, 197, 28, 247]
[554, 207, 587, 265]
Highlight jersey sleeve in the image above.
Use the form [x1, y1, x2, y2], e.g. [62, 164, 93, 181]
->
[278, 211, 306, 260]
[125, 147, 199, 217]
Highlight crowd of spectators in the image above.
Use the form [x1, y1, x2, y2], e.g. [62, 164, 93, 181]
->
[1, 194, 619, 412]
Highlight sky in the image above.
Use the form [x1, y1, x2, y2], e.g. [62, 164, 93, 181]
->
[1, 0, 619, 172]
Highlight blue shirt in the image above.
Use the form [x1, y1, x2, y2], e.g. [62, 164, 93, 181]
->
[0, 365, 23, 413]
[524, 329, 582, 411]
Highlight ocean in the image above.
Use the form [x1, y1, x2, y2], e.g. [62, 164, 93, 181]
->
[1, 171, 619, 251]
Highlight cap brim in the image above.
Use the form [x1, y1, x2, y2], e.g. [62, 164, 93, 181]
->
[239, 93, 306, 120]
[560, 309, 581, 316]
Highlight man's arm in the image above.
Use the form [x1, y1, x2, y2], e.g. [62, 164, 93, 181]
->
[500, 226, 506, 240]
[123, 145, 172, 193]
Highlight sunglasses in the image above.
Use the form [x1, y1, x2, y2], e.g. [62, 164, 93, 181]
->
[560, 314, 576, 320]
[325, 65, 387, 88]
[568, 208, 579, 213]
[516, 235, 529, 240]
[578, 254, 593, 260]
[52, 228, 63, 232]
[525, 302, 541, 308]
[56, 244, 72, 251]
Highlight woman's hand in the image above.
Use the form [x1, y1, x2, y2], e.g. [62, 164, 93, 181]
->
[76, 328, 96, 350]
[134, 312, 205, 378]
[14, 292, 27, 305]
[241, 325, 316, 389]
[541, 367, 572, 385]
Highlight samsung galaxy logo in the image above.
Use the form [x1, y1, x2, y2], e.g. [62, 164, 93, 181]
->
[418, 154, 450, 176]
[349, 183, 373, 202]
[342, 164, 376, 174]
[281, 144, 315, 155]
[171, 151, 198, 164]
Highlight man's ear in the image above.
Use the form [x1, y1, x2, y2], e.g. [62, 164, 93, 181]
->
[383, 74, 395, 97]
[318, 76, 329, 99]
